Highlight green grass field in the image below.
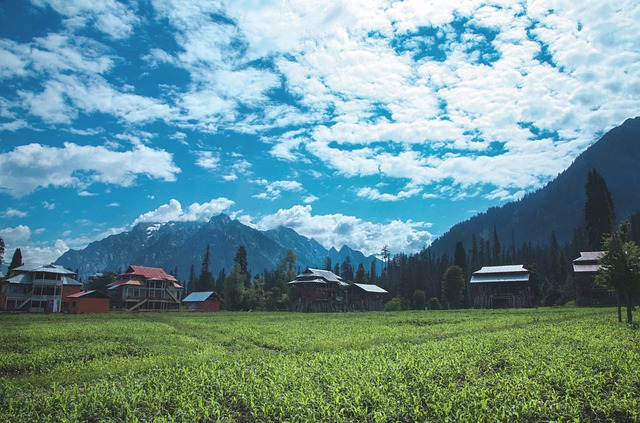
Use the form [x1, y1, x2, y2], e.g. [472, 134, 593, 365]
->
[1, 307, 639, 422]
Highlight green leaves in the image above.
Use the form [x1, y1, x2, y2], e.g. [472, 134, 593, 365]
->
[1, 308, 639, 422]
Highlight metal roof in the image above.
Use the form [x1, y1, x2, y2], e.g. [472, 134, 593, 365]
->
[297, 268, 344, 283]
[573, 251, 605, 262]
[13, 263, 77, 275]
[470, 265, 530, 284]
[573, 264, 601, 273]
[470, 274, 530, 284]
[352, 283, 388, 294]
[288, 278, 349, 287]
[67, 290, 110, 299]
[120, 265, 177, 282]
[473, 265, 529, 275]
[4, 272, 82, 286]
[183, 291, 217, 302]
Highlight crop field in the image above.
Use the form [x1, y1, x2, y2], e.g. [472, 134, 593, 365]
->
[1, 307, 639, 422]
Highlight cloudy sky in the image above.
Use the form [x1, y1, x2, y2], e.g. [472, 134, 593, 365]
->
[1, 0, 639, 265]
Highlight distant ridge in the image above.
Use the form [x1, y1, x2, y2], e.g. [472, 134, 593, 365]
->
[428, 117, 640, 257]
[55, 214, 381, 281]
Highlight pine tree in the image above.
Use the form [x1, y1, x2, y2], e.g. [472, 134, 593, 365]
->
[584, 168, 615, 250]
[234, 246, 248, 275]
[442, 265, 465, 309]
[354, 263, 368, 284]
[0, 236, 4, 269]
[492, 225, 501, 265]
[9, 248, 23, 271]
[197, 244, 214, 291]
[323, 256, 332, 271]
[340, 256, 354, 282]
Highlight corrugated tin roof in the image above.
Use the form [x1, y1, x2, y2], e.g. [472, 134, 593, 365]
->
[470, 274, 530, 284]
[4, 273, 81, 285]
[573, 251, 605, 262]
[473, 265, 529, 275]
[573, 264, 601, 273]
[13, 263, 76, 275]
[67, 290, 110, 299]
[183, 291, 217, 302]
[288, 278, 349, 287]
[353, 283, 388, 294]
[61, 276, 83, 286]
[298, 268, 344, 283]
[5, 273, 29, 284]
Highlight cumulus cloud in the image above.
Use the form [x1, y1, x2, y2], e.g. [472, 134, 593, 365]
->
[133, 198, 235, 224]
[251, 179, 304, 201]
[195, 150, 220, 170]
[256, 205, 432, 256]
[0, 225, 32, 245]
[0, 143, 181, 197]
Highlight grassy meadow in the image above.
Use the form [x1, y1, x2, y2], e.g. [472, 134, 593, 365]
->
[1, 307, 639, 422]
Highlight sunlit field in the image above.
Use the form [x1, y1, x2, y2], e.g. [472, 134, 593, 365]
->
[1, 307, 638, 422]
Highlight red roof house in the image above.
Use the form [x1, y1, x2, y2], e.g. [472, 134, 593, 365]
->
[107, 265, 183, 311]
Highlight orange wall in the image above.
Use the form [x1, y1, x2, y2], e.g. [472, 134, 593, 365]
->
[69, 297, 110, 314]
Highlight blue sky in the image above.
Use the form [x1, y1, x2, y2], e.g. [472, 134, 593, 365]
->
[1, 0, 639, 265]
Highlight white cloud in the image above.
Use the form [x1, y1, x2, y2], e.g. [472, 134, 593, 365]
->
[1, 208, 28, 218]
[256, 205, 432, 256]
[357, 185, 423, 202]
[303, 195, 319, 204]
[133, 198, 235, 224]
[251, 179, 304, 200]
[195, 150, 220, 170]
[0, 225, 32, 245]
[42, 201, 56, 210]
[0, 143, 181, 197]
[107, 202, 120, 207]
[32, 0, 139, 39]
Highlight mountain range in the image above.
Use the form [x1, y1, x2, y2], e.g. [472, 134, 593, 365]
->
[428, 116, 640, 257]
[56, 117, 640, 280]
[55, 214, 380, 281]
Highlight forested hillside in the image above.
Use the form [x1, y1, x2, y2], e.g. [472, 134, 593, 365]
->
[378, 117, 640, 308]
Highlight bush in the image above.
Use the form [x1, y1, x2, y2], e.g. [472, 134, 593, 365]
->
[427, 297, 442, 310]
[384, 296, 402, 311]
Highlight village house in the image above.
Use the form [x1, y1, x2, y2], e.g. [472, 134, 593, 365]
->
[0, 264, 83, 312]
[288, 268, 350, 312]
[107, 265, 183, 311]
[348, 283, 388, 311]
[288, 268, 388, 312]
[182, 291, 222, 312]
[67, 290, 111, 314]
[470, 265, 534, 308]
[572, 251, 614, 305]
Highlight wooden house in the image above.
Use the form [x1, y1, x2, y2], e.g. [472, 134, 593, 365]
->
[348, 283, 388, 311]
[470, 265, 534, 308]
[182, 291, 222, 312]
[0, 264, 82, 312]
[288, 268, 349, 312]
[67, 290, 111, 314]
[107, 265, 183, 311]
[573, 251, 614, 305]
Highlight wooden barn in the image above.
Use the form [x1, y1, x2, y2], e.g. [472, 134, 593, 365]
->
[288, 268, 349, 312]
[470, 265, 534, 308]
[348, 283, 388, 311]
[182, 291, 222, 312]
[67, 290, 111, 314]
[107, 265, 183, 311]
[573, 251, 615, 305]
